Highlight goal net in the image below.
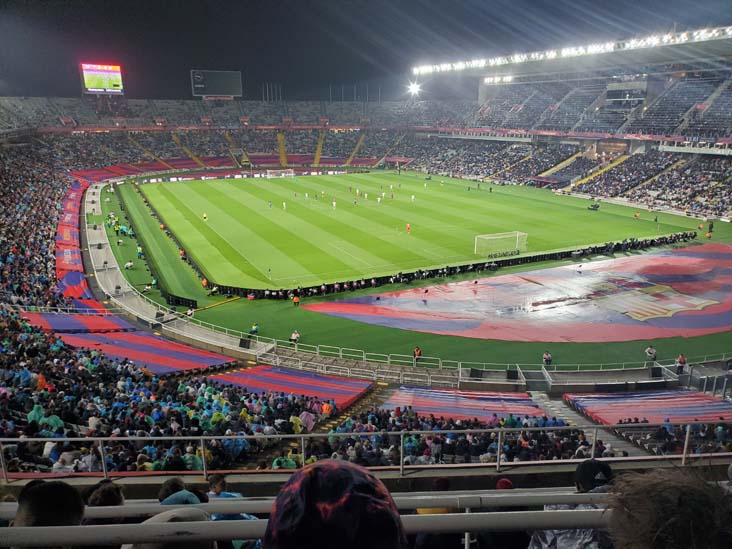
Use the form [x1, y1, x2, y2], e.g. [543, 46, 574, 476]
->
[266, 169, 295, 179]
[474, 231, 528, 256]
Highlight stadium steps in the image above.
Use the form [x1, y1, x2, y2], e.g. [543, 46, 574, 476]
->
[621, 157, 689, 197]
[171, 132, 206, 168]
[313, 129, 326, 166]
[314, 384, 396, 434]
[127, 134, 174, 169]
[223, 131, 242, 168]
[566, 154, 629, 191]
[345, 131, 367, 167]
[532, 392, 645, 457]
[538, 151, 583, 177]
[276, 132, 288, 166]
[377, 132, 408, 165]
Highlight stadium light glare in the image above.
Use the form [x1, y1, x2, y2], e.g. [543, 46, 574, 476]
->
[408, 82, 422, 96]
[411, 25, 732, 75]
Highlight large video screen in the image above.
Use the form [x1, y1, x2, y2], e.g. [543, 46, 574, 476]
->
[191, 70, 243, 97]
[80, 63, 124, 95]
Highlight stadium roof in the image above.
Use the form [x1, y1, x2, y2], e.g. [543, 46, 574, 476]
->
[414, 27, 732, 79]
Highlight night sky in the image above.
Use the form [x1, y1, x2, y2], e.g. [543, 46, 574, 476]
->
[0, 0, 730, 100]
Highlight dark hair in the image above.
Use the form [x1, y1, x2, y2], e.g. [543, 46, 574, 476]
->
[14, 480, 84, 527]
[609, 469, 732, 549]
[158, 477, 186, 502]
[88, 482, 124, 507]
[574, 459, 613, 492]
[208, 473, 227, 491]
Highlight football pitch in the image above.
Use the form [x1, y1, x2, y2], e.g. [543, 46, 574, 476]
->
[133, 172, 694, 289]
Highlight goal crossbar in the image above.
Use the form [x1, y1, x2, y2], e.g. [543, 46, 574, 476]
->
[266, 169, 295, 178]
[474, 231, 528, 255]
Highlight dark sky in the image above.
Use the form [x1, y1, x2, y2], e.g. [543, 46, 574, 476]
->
[0, 0, 730, 100]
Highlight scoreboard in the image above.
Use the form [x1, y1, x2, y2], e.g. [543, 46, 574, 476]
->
[80, 63, 124, 95]
[191, 70, 243, 97]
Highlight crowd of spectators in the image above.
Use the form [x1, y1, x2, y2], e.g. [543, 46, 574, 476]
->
[496, 144, 579, 183]
[575, 149, 678, 197]
[283, 129, 319, 154]
[177, 130, 232, 157]
[302, 405, 606, 468]
[321, 130, 361, 158]
[0, 303, 337, 473]
[0, 147, 72, 308]
[623, 156, 732, 217]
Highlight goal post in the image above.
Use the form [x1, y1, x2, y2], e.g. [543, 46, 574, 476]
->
[266, 169, 295, 179]
[474, 231, 528, 256]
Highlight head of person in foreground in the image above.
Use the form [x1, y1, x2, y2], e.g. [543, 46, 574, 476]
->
[608, 468, 732, 549]
[263, 460, 407, 549]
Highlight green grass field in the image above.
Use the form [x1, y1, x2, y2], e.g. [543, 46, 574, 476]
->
[136, 172, 693, 289]
[109, 172, 732, 366]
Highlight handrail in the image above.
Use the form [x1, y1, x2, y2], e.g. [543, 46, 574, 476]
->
[1, 510, 611, 546]
[0, 491, 610, 520]
[3, 420, 730, 480]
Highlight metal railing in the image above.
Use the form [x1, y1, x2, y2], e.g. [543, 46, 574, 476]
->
[0, 489, 609, 520]
[2, 421, 730, 482]
[1, 509, 611, 547]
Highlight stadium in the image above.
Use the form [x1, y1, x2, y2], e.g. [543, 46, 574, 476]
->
[1, 1, 732, 547]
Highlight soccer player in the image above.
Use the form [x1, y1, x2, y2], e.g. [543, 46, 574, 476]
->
[377, 196, 381, 204]
[332, 199, 337, 210]
[282, 201, 287, 210]
[406, 223, 411, 235]
[411, 194, 415, 204]
[203, 213, 208, 221]
[268, 200, 272, 209]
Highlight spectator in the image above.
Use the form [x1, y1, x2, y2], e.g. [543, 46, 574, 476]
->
[263, 460, 407, 549]
[158, 477, 201, 505]
[11, 480, 84, 532]
[645, 345, 657, 362]
[608, 469, 732, 549]
[528, 459, 613, 549]
[542, 351, 552, 366]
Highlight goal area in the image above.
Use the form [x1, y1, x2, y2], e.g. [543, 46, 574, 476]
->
[266, 169, 295, 179]
[474, 231, 528, 256]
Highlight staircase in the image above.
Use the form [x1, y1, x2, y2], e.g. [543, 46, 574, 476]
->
[345, 131, 366, 167]
[276, 131, 288, 167]
[622, 158, 687, 196]
[565, 154, 629, 191]
[538, 151, 583, 177]
[377, 132, 407, 166]
[315, 384, 395, 434]
[313, 129, 326, 166]
[171, 133, 206, 168]
[222, 132, 242, 168]
[127, 134, 174, 169]
[530, 392, 643, 456]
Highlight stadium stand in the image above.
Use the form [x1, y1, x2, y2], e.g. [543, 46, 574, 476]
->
[210, 366, 372, 410]
[623, 155, 732, 217]
[384, 386, 548, 423]
[565, 390, 732, 424]
[625, 77, 722, 135]
[575, 149, 679, 196]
